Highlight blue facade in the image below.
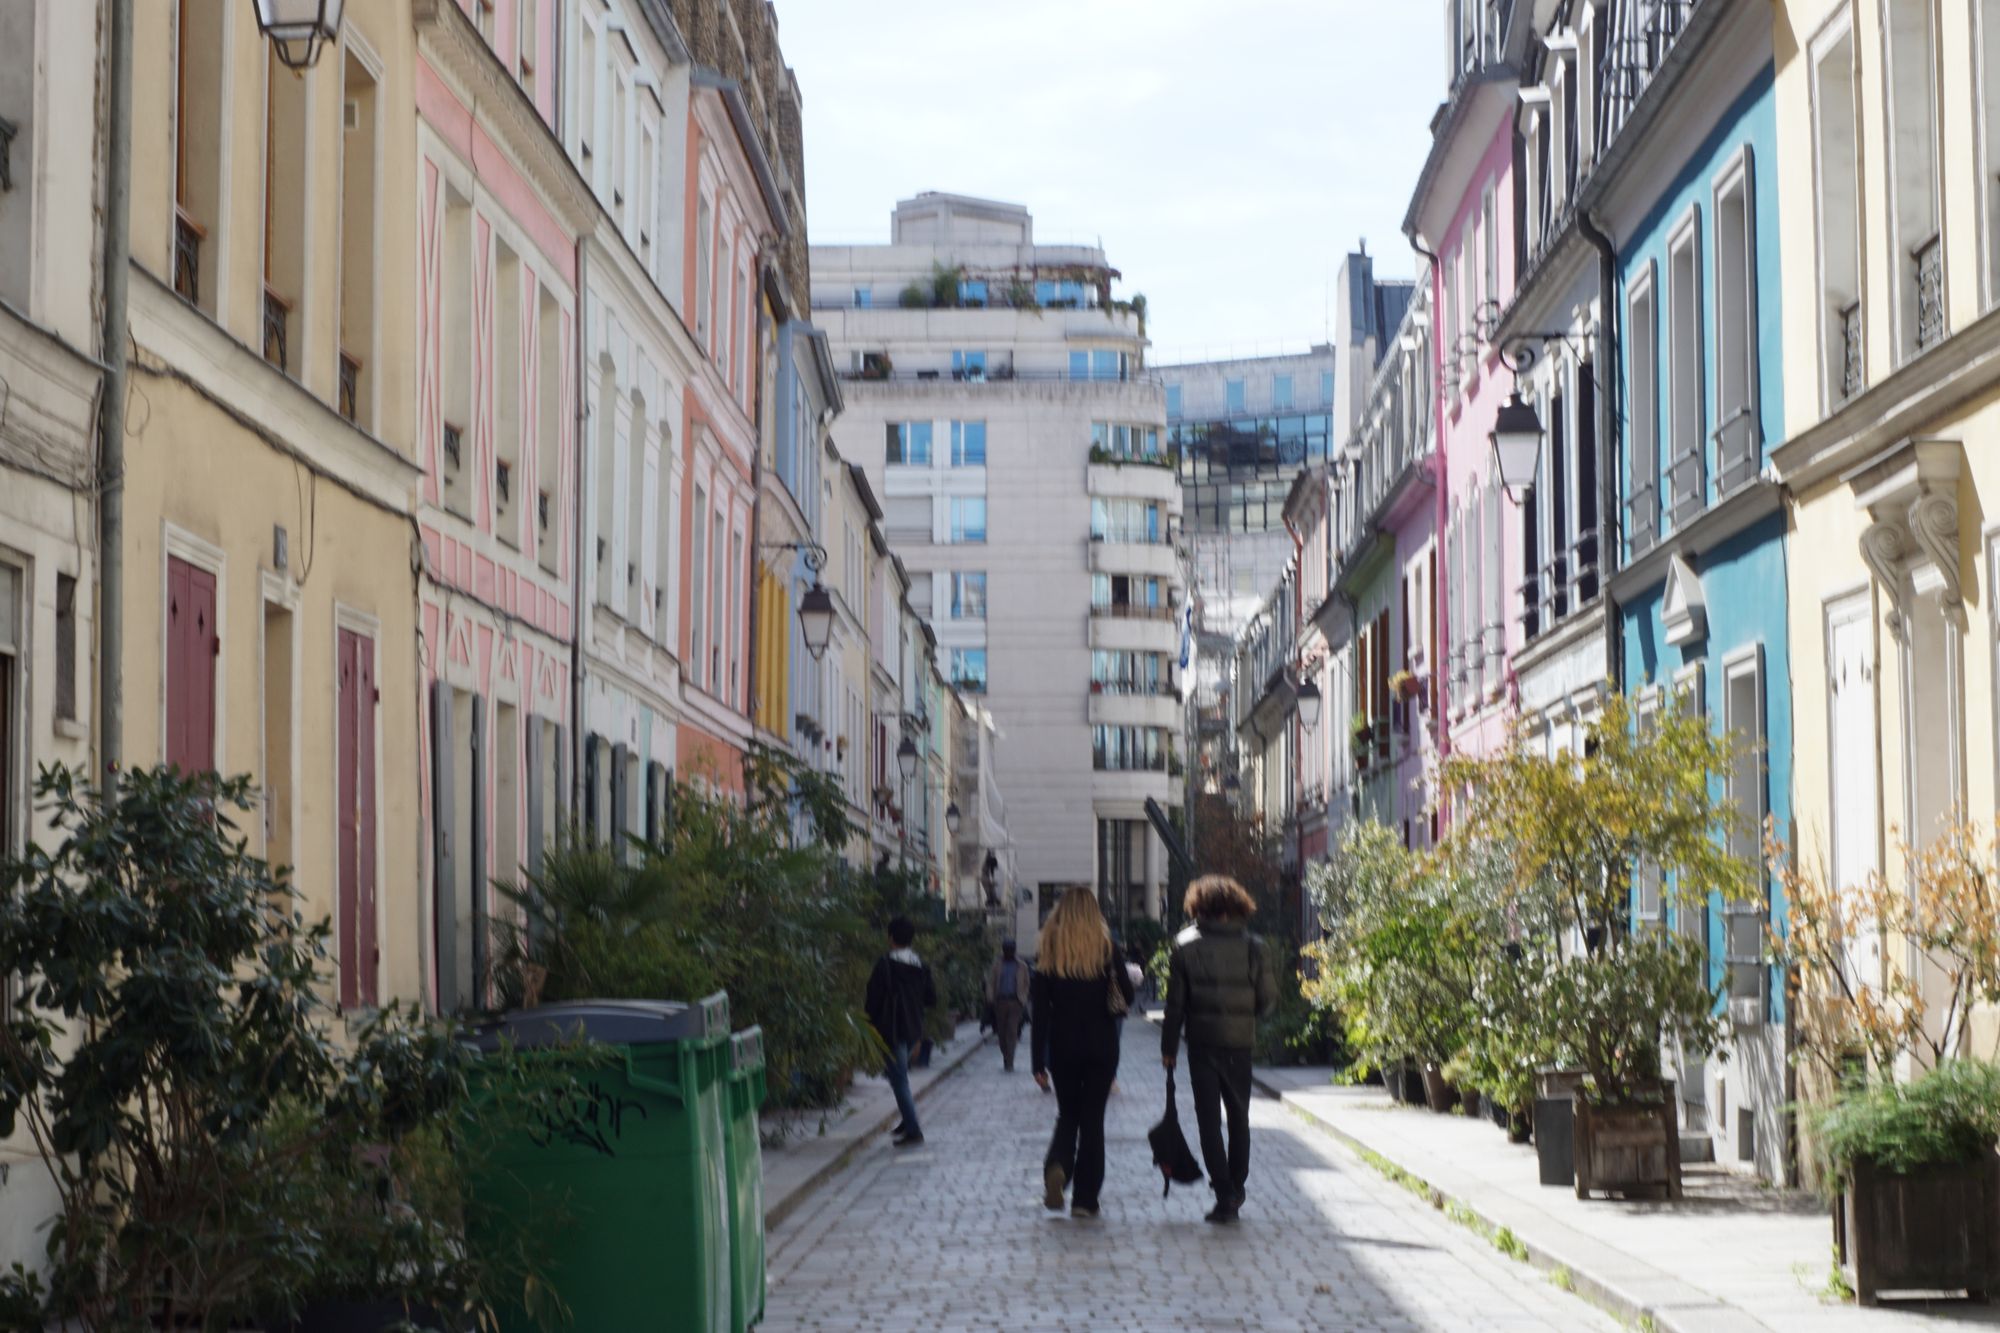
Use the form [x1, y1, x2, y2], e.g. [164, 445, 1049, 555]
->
[1613, 64, 1788, 1020]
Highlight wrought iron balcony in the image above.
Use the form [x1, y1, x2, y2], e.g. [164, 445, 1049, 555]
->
[1712, 405, 1759, 497]
[495, 459, 511, 505]
[338, 349, 361, 423]
[1090, 601, 1175, 622]
[1626, 478, 1660, 558]
[1596, 0, 1700, 159]
[0, 114, 16, 192]
[1914, 233, 1945, 351]
[173, 208, 205, 305]
[1666, 449, 1707, 531]
[443, 422, 464, 471]
[261, 286, 293, 373]
[1520, 528, 1601, 640]
[1840, 301, 1864, 400]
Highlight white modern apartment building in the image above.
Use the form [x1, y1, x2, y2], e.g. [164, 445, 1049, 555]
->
[812, 194, 1183, 929]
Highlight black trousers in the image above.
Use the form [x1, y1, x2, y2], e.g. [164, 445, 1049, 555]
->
[1187, 1044, 1253, 1201]
[1044, 1056, 1117, 1208]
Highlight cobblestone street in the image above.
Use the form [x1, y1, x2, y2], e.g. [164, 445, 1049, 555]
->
[761, 1026, 1618, 1332]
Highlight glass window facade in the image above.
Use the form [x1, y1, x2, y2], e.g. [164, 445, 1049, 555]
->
[949, 497, 986, 543]
[1091, 498, 1163, 544]
[1172, 411, 1335, 533]
[951, 571, 987, 619]
[886, 421, 933, 465]
[949, 647, 988, 692]
[959, 279, 988, 305]
[1090, 650, 1172, 695]
[1273, 374, 1294, 410]
[1090, 422, 1163, 461]
[854, 287, 872, 308]
[1092, 725, 1171, 771]
[1225, 378, 1246, 413]
[951, 420, 986, 466]
[952, 348, 986, 380]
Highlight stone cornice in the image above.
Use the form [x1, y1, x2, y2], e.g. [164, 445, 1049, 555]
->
[413, 0, 599, 238]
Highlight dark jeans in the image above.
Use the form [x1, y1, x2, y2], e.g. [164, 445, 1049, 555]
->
[994, 998, 1024, 1069]
[1187, 1044, 1253, 1202]
[884, 1041, 920, 1136]
[1044, 1056, 1117, 1208]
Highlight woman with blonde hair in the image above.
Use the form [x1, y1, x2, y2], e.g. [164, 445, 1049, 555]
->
[1030, 887, 1136, 1219]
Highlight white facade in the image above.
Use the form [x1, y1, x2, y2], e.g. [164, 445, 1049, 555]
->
[814, 194, 1183, 927]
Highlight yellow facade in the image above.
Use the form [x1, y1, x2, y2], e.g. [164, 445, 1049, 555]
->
[1774, 0, 2000, 1063]
[122, 0, 426, 1010]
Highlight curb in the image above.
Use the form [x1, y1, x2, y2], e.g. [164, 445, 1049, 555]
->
[763, 1030, 992, 1230]
[1268, 1080, 1763, 1333]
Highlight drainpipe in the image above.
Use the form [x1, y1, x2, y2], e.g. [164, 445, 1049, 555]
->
[744, 292, 770, 758]
[1406, 231, 1446, 764]
[1578, 209, 1622, 693]
[96, 0, 132, 796]
[570, 238, 588, 817]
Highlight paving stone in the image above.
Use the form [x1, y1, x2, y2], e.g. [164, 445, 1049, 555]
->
[760, 1025, 1615, 1330]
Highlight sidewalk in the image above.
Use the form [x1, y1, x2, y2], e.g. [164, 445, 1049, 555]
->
[1253, 1066, 2000, 1333]
[759, 1021, 991, 1229]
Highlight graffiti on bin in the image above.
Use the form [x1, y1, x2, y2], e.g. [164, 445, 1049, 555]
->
[530, 1079, 650, 1156]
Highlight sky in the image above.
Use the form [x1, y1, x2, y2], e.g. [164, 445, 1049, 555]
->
[776, 0, 1446, 362]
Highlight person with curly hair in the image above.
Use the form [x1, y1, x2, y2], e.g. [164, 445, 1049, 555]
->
[1160, 875, 1276, 1223]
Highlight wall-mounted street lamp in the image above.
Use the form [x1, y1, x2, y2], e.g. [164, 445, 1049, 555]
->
[897, 735, 919, 784]
[760, 540, 835, 661]
[253, 0, 346, 69]
[1295, 678, 1323, 733]
[945, 801, 962, 835]
[1489, 394, 1543, 503]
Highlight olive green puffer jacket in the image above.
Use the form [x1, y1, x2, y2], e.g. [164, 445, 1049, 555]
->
[1161, 919, 1276, 1055]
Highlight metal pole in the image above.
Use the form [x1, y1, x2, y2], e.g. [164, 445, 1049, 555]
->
[96, 0, 133, 797]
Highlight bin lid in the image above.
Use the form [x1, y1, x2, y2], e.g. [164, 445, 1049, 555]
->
[730, 1026, 765, 1075]
[469, 994, 731, 1051]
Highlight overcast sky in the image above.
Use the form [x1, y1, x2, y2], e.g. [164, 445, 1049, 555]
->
[776, 1, 1445, 362]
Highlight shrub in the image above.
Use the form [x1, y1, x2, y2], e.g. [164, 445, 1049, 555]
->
[1811, 1059, 2000, 1188]
[0, 765, 579, 1330]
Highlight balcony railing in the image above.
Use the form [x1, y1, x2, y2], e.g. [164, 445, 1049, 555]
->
[442, 422, 464, 471]
[1713, 404, 1759, 497]
[173, 208, 205, 305]
[1626, 478, 1660, 558]
[1088, 679, 1178, 697]
[1091, 602, 1175, 622]
[1666, 448, 1706, 531]
[262, 287, 293, 373]
[338, 349, 362, 423]
[1090, 525, 1169, 546]
[1597, 0, 1700, 159]
[1914, 233, 1945, 351]
[1840, 301, 1864, 399]
[842, 364, 1159, 386]
[1521, 528, 1601, 640]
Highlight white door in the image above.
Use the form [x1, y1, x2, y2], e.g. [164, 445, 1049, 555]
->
[1827, 597, 1882, 993]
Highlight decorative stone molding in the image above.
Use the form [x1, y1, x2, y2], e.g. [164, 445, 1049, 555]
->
[1660, 554, 1707, 647]
[1845, 438, 1965, 639]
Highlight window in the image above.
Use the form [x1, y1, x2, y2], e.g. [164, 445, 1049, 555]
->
[694, 197, 712, 344]
[1166, 384, 1182, 417]
[689, 486, 708, 681]
[515, 0, 537, 98]
[1482, 186, 1499, 310]
[1092, 725, 1169, 771]
[1627, 265, 1659, 553]
[959, 279, 988, 306]
[884, 496, 931, 545]
[949, 648, 988, 693]
[1812, 20, 1863, 404]
[951, 572, 987, 619]
[854, 286, 872, 308]
[494, 241, 523, 545]
[1634, 691, 1664, 926]
[727, 528, 743, 705]
[173, 0, 226, 312]
[1666, 213, 1703, 525]
[950, 420, 986, 467]
[952, 349, 986, 381]
[1319, 371, 1334, 406]
[949, 498, 987, 544]
[0, 565, 18, 873]
[1093, 349, 1124, 381]
[1443, 248, 1461, 395]
[1884, 0, 1942, 356]
[1723, 650, 1768, 1008]
[886, 421, 933, 465]
[1272, 375, 1294, 410]
[1225, 379, 1246, 414]
[338, 52, 378, 427]
[654, 427, 675, 643]
[335, 626, 377, 1010]
[166, 554, 218, 774]
[537, 288, 562, 575]
[263, 47, 308, 374]
[441, 191, 472, 518]
[1091, 498, 1161, 544]
[1981, 0, 2000, 308]
[1712, 153, 1759, 492]
[54, 573, 76, 722]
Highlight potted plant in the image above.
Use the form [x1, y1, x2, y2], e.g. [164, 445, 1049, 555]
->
[1350, 714, 1373, 769]
[1439, 691, 1757, 1200]
[1390, 669, 1420, 703]
[1814, 1061, 2000, 1305]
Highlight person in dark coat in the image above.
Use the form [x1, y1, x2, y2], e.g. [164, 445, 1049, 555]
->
[1160, 875, 1277, 1223]
[985, 938, 1029, 1072]
[865, 915, 937, 1147]
[1031, 888, 1136, 1219]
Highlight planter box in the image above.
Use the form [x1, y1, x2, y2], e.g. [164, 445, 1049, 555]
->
[1573, 1082, 1681, 1201]
[1836, 1149, 2000, 1306]
[1421, 1065, 1460, 1114]
[1533, 1095, 1575, 1186]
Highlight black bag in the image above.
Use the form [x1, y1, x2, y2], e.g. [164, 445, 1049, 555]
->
[1148, 1070, 1204, 1198]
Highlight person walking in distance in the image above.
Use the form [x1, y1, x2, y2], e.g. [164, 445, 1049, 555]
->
[1031, 889, 1136, 1219]
[1160, 876, 1276, 1223]
[866, 916, 937, 1147]
[985, 938, 1029, 1072]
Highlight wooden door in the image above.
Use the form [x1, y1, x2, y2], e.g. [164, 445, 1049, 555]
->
[337, 628, 378, 1009]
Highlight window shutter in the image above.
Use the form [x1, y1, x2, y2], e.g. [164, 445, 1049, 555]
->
[429, 679, 456, 1013]
[468, 695, 487, 1011]
[525, 719, 545, 878]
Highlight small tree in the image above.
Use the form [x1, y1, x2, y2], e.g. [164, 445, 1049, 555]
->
[1438, 691, 1757, 1106]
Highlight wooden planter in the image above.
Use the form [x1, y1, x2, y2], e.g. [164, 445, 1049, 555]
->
[1421, 1065, 1460, 1114]
[1573, 1082, 1681, 1201]
[1835, 1149, 2000, 1305]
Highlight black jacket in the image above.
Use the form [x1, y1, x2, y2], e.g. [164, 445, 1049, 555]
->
[1030, 956, 1135, 1076]
[1161, 919, 1276, 1056]
[865, 948, 936, 1049]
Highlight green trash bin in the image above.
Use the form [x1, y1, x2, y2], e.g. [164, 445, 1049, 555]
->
[464, 995, 733, 1333]
[722, 1027, 768, 1332]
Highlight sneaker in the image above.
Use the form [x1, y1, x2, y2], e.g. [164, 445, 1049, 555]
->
[1043, 1163, 1067, 1211]
[1204, 1199, 1240, 1225]
[1070, 1204, 1099, 1219]
[893, 1130, 924, 1147]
